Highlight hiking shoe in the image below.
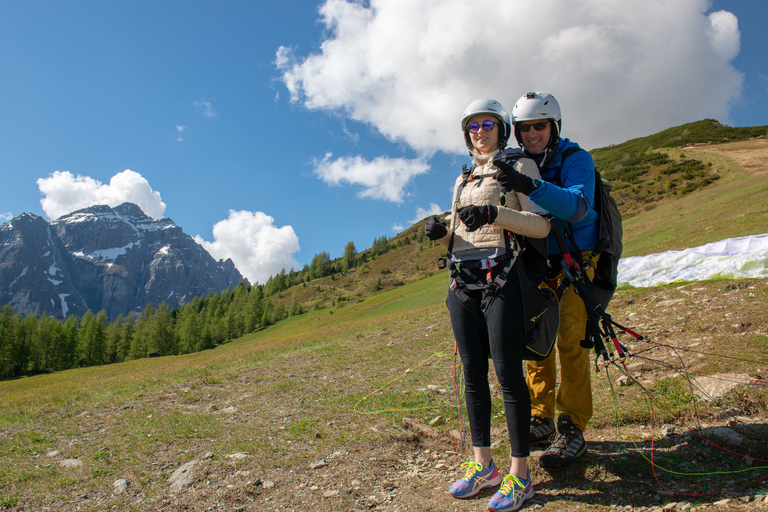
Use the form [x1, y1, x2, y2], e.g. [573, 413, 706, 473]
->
[529, 416, 555, 445]
[486, 473, 534, 512]
[538, 414, 586, 470]
[449, 460, 502, 499]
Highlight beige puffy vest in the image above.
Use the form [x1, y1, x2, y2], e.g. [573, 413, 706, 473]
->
[446, 156, 547, 253]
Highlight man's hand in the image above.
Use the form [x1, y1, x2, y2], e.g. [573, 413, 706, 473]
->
[493, 155, 538, 195]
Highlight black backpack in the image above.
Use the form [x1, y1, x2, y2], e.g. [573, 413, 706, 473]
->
[515, 235, 559, 361]
[555, 147, 623, 308]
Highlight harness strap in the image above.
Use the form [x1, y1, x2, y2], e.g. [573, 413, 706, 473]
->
[449, 239, 519, 315]
[443, 163, 521, 314]
[445, 165, 474, 257]
[447, 252, 512, 271]
[549, 218, 617, 363]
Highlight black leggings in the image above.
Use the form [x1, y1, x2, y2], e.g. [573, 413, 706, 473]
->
[447, 266, 530, 458]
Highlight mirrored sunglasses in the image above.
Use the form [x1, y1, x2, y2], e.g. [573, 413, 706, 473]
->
[467, 121, 497, 134]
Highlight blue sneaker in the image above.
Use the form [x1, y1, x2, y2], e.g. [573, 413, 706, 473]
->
[486, 473, 534, 511]
[448, 460, 502, 499]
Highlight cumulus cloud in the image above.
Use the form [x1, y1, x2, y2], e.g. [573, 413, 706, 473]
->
[707, 10, 740, 61]
[314, 153, 430, 203]
[37, 170, 166, 220]
[194, 210, 300, 285]
[391, 223, 404, 233]
[1, 212, 12, 223]
[276, 0, 743, 151]
[176, 125, 186, 142]
[411, 203, 445, 224]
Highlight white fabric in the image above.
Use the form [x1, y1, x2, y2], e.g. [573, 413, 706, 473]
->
[618, 234, 768, 287]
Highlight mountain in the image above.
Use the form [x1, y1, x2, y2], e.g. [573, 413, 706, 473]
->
[0, 202, 244, 321]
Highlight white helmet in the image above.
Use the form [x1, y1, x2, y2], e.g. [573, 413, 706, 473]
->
[460, 98, 511, 154]
[511, 91, 562, 164]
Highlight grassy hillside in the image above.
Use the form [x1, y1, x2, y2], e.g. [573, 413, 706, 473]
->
[279, 226, 446, 315]
[589, 119, 768, 255]
[288, 122, 768, 311]
[1, 122, 767, 511]
[616, 135, 768, 256]
[592, 119, 767, 218]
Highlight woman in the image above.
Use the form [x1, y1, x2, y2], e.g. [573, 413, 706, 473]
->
[424, 98, 550, 512]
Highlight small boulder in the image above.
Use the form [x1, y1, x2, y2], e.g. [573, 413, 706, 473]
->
[113, 479, 129, 495]
[169, 459, 199, 492]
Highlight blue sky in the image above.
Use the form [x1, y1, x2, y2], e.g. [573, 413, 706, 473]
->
[1, 0, 766, 284]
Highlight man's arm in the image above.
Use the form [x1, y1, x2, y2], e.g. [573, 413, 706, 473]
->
[528, 149, 595, 222]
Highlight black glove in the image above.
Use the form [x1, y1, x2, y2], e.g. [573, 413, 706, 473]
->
[493, 154, 538, 195]
[424, 216, 448, 240]
[457, 205, 498, 232]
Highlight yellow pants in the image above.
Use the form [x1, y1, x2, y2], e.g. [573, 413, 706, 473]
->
[526, 263, 594, 432]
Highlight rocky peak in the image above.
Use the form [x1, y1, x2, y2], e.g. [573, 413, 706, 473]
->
[1, 204, 244, 321]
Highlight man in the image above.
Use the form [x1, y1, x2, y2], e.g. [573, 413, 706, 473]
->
[492, 91, 600, 470]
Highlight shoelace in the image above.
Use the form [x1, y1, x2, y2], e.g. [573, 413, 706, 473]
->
[550, 426, 574, 451]
[460, 461, 483, 480]
[498, 474, 525, 496]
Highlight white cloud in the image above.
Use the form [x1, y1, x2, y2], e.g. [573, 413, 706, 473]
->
[1, 212, 12, 223]
[707, 10, 740, 61]
[176, 124, 186, 142]
[277, 0, 743, 151]
[274, 45, 294, 70]
[411, 203, 445, 225]
[194, 210, 300, 285]
[195, 100, 218, 118]
[37, 170, 166, 220]
[391, 223, 404, 233]
[314, 153, 430, 203]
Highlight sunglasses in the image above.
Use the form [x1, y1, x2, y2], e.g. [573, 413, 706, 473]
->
[467, 121, 497, 134]
[519, 121, 550, 133]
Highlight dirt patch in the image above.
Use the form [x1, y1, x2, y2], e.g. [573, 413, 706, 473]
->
[685, 138, 768, 174]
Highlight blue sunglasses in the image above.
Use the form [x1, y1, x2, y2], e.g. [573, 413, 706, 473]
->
[467, 121, 497, 134]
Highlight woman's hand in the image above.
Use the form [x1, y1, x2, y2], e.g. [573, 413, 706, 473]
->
[424, 216, 448, 240]
[457, 205, 497, 231]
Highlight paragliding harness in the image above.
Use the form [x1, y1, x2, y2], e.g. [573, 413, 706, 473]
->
[438, 163, 559, 361]
[548, 147, 626, 367]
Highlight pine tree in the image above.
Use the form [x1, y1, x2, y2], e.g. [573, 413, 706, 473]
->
[197, 325, 214, 351]
[152, 303, 175, 355]
[0, 305, 19, 378]
[105, 315, 124, 364]
[61, 315, 79, 370]
[342, 241, 357, 273]
[130, 304, 154, 360]
[79, 311, 107, 367]
[14, 315, 38, 374]
[178, 308, 201, 354]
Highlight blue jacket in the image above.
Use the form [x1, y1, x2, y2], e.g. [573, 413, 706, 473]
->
[525, 138, 600, 255]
